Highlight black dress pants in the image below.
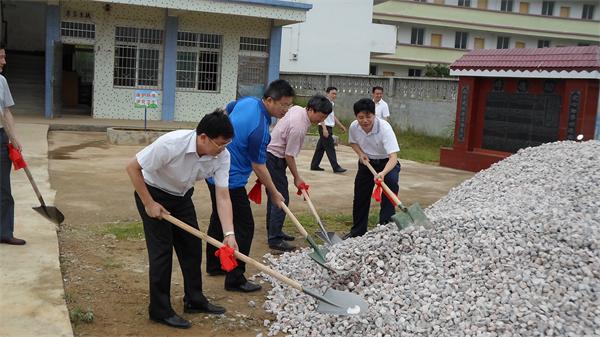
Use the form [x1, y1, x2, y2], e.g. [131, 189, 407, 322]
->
[134, 185, 207, 319]
[205, 183, 254, 287]
[0, 129, 15, 240]
[351, 158, 401, 237]
[310, 126, 341, 170]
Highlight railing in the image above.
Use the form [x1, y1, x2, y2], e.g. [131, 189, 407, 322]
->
[281, 72, 458, 102]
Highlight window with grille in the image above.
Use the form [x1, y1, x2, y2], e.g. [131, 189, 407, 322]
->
[500, 0, 513, 12]
[582, 4, 595, 19]
[497, 36, 510, 49]
[176, 31, 222, 92]
[455, 31, 468, 49]
[542, 1, 554, 16]
[240, 37, 269, 52]
[113, 26, 163, 87]
[61, 21, 95, 39]
[457, 0, 471, 7]
[411, 28, 424, 45]
[537, 40, 551, 48]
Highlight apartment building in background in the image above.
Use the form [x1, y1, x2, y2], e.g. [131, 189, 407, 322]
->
[370, 0, 600, 77]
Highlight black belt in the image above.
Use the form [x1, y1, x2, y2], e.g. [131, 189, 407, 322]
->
[368, 158, 389, 164]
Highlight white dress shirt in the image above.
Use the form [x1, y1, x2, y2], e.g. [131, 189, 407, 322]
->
[136, 130, 230, 196]
[374, 99, 390, 119]
[321, 101, 336, 127]
[0, 74, 15, 128]
[348, 118, 399, 159]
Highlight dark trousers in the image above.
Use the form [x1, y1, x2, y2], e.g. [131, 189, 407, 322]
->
[134, 185, 206, 319]
[206, 183, 254, 287]
[0, 129, 14, 240]
[310, 126, 341, 170]
[265, 153, 289, 245]
[351, 158, 401, 237]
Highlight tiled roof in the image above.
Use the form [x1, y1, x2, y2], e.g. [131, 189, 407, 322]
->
[451, 46, 600, 72]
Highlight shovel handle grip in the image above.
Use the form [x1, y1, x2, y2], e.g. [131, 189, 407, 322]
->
[162, 214, 303, 291]
[363, 161, 404, 208]
[279, 202, 309, 239]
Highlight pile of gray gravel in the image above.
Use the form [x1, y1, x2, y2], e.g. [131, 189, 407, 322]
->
[261, 140, 600, 337]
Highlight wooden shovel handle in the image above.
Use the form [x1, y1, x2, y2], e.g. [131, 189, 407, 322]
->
[363, 160, 403, 207]
[279, 202, 309, 239]
[162, 214, 302, 290]
[301, 190, 322, 224]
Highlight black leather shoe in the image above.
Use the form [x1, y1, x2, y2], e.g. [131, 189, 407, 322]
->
[0, 237, 26, 245]
[310, 166, 324, 171]
[281, 232, 295, 241]
[225, 281, 262, 293]
[184, 301, 226, 315]
[333, 167, 347, 173]
[269, 241, 296, 252]
[150, 314, 191, 329]
[207, 269, 227, 276]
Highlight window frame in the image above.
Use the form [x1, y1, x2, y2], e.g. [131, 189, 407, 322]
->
[454, 31, 468, 49]
[408, 68, 422, 77]
[537, 40, 551, 48]
[457, 0, 471, 7]
[500, 0, 513, 12]
[541, 1, 554, 16]
[497, 36, 510, 49]
[411, 27, 425, 45]
[175, 31, 223, 93]
[582, 4, 595, 20]
[113, 26, 164, 89]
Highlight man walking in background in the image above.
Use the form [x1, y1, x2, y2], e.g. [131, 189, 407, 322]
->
[372, 86, 390, 121]
[0, 45, 26, 246]
[310, 86, 347, 173]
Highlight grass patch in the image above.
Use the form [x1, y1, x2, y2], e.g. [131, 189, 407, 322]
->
[307, 117, 452, 164]
[70, 307, 94, 324]
[283, 210, 380, 242]
[103, 221, 144, 240]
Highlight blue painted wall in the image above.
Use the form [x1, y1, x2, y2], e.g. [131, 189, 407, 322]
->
[162, 15, 178, 121]
[268, 26, 282, 84]
[44, 4, 60, 119]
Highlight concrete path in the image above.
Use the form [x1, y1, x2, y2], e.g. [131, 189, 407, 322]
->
[0, 124, 73, 337]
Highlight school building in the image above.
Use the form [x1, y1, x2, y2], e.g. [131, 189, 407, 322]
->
[0, 0, 311, 121]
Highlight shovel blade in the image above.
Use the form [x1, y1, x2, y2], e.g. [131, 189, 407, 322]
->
[304, 287, 368, 316]
[391, 203, 431, 230]
[33, 205, 65, 225]
[316, 230, 343, 246]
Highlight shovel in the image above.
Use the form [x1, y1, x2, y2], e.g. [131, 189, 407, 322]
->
[279, 203, 337, 272]
[363, 161, 431, 230]
[162, 214, 368, 316]
[299, 189, 342, 246]
[7, 144, 64, 225]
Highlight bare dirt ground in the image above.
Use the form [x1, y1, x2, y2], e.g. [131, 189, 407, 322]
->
[49, 130, 472, 337]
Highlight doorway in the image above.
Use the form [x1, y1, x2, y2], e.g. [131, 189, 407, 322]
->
[61, 44, 94, 116]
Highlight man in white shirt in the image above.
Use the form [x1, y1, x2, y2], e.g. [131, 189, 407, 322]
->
[126, 110, 238, 329]
[0, 45, 26, 245]
[310, 86, 347, 173]
[372, 86, 390, 121]
[348, 98, 400, 238]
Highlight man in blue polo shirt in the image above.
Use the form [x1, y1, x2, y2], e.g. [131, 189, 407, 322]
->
[206, 79, 294, 292]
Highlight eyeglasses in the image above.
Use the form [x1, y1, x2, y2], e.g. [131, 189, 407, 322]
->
[208, 137, 232, 150]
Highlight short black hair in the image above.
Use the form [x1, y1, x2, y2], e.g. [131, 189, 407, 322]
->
[353, 98, 375, 116]
[263, 79, 295, 100]
[306, 95, 333, 115]
[372, 86, 384, 93]
[325, 86, 337, 93]
[0, 42, 5, 50]
[196, 108, 234, 139]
